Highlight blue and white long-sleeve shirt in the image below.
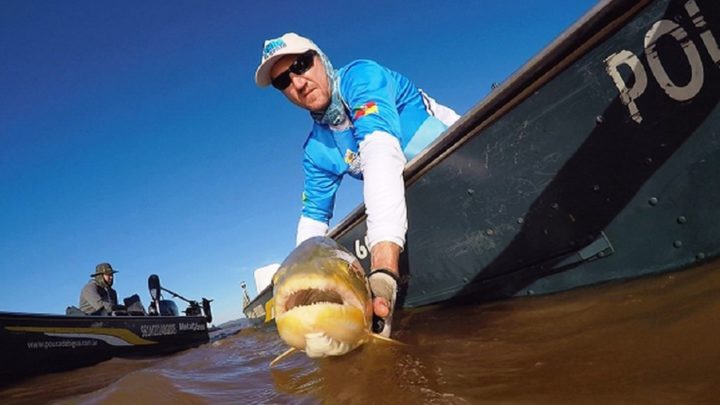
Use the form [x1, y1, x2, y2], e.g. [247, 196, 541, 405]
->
[297, 60, 459, 248]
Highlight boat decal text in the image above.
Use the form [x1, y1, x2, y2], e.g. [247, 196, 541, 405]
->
[604, 0, 719, 123]
[140, 323, 177, 337]
[6, 326, 157, 345]
[178, 322, 206, 331]
[353, 236, 370, 260]
[26, 339, 98, 350]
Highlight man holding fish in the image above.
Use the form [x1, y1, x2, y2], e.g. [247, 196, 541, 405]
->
[255, 33, 459, 341]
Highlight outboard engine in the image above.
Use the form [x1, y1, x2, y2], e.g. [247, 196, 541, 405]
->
[158, 300, 180, 316]
[148, 274, 162, 316]
[147, 274, 212, 321]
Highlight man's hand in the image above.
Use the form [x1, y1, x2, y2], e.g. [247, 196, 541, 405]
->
[370, 241, 401, 317]
[370, 241, 401, 272]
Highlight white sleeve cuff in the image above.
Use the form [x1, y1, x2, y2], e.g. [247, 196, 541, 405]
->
[358, 131, 408, 250]
[296, 216, 329, 246]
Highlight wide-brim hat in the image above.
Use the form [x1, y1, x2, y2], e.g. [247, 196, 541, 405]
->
[255, 32, 321, 87]
[91, 262, 118, 277]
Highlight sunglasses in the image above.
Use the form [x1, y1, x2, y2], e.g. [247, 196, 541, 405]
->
[271, 50, 317, 90]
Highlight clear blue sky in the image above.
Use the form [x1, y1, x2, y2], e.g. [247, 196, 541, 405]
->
[0, 0, 598, 325]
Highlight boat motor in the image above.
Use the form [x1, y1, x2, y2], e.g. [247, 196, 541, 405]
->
[147, 274, 213, 322]
[148, 274, 162, 315]
[147, 274, 179, 316]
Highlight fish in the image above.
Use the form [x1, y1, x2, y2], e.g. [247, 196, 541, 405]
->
[270, 236, 398, 366]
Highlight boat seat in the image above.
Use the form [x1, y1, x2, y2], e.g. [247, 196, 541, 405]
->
[123, 294, 148, 316]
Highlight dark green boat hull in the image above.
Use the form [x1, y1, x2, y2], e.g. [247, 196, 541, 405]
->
[245, 0, 720, 317]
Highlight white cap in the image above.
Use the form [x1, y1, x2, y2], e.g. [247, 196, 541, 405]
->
[255, 33, 321, 87]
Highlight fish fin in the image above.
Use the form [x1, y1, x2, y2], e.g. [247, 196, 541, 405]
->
[370, 333, 404, 345]
[270, 347, 298, 367]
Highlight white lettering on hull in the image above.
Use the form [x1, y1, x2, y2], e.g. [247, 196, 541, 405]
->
[604, 0, 719, 123]
[140, 323, 177, 337]
[605, 50, 648, 123]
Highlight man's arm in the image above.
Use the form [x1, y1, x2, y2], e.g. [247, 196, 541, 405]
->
[296, 215, 329, 246]
[370, 241, 402, 273]
[358, 131, 407, 267]
[340, 61, 409, 265]
[341, 61, 408, 335]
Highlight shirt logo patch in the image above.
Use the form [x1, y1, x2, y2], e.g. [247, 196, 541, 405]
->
[352, 101, 379, 120]
[344, 149, 362, 175]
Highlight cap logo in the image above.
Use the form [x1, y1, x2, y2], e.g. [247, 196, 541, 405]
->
[263, 38, 287, 61]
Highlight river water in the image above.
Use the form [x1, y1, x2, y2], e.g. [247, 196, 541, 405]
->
[2, 261, 719, 404]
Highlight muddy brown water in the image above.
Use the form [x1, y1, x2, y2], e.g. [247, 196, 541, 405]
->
[2, 262, 719, 404]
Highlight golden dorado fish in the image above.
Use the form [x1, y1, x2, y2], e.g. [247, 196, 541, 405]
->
[270, 236, 397, 366]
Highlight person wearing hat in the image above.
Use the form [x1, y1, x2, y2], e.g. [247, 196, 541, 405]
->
[79, 262, 120, 315]
[255, 33, 460, 337]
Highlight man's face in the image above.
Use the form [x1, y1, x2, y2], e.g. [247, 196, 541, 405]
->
[271, 53, 330, 112]
[103, 273, 114, 287]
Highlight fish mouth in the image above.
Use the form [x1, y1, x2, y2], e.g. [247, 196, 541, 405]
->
[275, 283, 369, 354]
[284, 288, 344, 311]
[275, 277, 365, 316]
